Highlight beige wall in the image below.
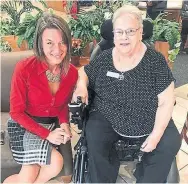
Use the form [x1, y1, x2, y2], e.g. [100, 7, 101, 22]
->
[167, 0, 183, 9]
[139, 0, 183, 10]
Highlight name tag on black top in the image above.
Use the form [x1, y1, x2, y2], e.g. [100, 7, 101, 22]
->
[106, 71, 120, 79]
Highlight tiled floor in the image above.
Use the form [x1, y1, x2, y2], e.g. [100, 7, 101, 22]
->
[173, 84, 188, 183]
[49, 84, 188, 183]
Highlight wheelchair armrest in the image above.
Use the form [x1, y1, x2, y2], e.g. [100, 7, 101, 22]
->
[90, 45, 102, 62]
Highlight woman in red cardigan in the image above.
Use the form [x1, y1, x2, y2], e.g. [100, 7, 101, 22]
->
[3, 13, 78, 183]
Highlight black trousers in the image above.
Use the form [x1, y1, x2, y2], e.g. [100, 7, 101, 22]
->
[86, 111, 181, 183]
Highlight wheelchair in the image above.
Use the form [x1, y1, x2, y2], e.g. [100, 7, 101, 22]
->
[69, 97, 180, 183]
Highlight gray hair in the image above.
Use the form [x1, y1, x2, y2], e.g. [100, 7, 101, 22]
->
[112, 5, 143, 28]
[33, 13, 72, 74]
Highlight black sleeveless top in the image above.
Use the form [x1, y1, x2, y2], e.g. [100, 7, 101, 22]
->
[84, 47, 175, 137]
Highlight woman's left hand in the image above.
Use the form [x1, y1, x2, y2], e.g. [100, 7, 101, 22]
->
[60, 123, 72, 144]
[140, 133, 161, 152]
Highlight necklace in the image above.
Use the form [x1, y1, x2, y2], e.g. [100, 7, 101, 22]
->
[119, 72, 125, 80]
[117, 52, 138, 80]
[46, 70, 61, 83]
[117, 56, 135, 81]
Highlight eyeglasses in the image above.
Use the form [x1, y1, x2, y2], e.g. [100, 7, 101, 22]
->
[113, 28, 140, 37]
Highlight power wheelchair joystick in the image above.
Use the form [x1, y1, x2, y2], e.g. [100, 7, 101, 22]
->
[69, 96, 86, 130]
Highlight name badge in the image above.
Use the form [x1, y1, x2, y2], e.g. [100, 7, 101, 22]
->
[106, 71, 120, 79]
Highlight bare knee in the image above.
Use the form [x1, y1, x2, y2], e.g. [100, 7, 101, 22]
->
[33, 148, 63, 183]
[18, 164, 40, 183]
[50, 148, 64, 177]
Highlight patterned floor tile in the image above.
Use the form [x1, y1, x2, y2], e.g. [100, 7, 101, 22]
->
[172, 104, 187, 126]
[177, 150, 188, 170]
[179, 165, 188, 183]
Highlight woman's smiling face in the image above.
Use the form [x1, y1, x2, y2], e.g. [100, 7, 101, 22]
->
[42, 28, 68, 66]
[113, 14, 143, 55]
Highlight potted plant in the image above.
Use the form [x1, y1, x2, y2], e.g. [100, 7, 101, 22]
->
[1, 0, 47, 27]
[68, 0, 136, 57]
[1, 0, 47, 51]
[150, 14, 181, 69]
[69, 9, 104, 56]
[16, 13, 42, 50]
[0, 18, 27, 51]
[16, 8, 53, 50]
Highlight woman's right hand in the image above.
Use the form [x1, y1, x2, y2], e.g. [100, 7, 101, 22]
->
[72, 84, 88, 104]
[46, 128, 68, 145]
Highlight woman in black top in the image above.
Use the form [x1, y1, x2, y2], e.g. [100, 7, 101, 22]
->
[73, 5, 181, 183]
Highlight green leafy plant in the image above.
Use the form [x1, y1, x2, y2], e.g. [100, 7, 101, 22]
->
[1, 0, 47, 50]
[150, 14, 181, 62]
[94, 0, 138, 14]
[16, 7, 54, 50]
[168, 43, 181, 63]
[16, 13, 42, 49]
[68, 0, 135, 56]
[68, 11, 102, 56]
[0, 39, 11, 52]
[1, 0, 47, 28]
[0, 18, 16, 36]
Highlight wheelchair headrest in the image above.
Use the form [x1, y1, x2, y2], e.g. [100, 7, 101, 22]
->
[100, 18, 153, 41]
[100, 19, 114, 41]
[142, 19, 153, 40]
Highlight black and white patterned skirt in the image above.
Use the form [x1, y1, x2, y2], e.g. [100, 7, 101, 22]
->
[7, 116, 57, 165]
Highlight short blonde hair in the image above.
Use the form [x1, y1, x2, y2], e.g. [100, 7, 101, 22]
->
[112, 5, 143, 28]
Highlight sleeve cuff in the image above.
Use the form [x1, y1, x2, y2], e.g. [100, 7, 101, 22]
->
[40, 129, 51, 140]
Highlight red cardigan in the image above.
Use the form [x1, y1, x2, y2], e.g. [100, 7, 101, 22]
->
[10, 56, 78, 139]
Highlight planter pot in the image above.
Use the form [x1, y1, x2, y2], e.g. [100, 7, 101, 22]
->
[2, 35, 28, 52]
[154, 41, 169, 61]
[71, 56, 80, 67]
[82, 39, 97, 57]
[154, 41, 173, 69]
[79, 57, 90, 66]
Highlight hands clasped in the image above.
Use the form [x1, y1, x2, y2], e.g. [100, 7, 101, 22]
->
[46, 126, 72, 145]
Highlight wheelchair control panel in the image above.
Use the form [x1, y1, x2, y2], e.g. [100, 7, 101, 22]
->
[68, 96, 86, 130]
[115, 138, 145, 162]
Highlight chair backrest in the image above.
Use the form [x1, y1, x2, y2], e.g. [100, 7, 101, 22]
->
[1, 50, 34, 112]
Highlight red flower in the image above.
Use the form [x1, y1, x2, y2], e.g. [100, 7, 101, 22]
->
[62, 1, 66, 7]
[70, 1, 78, 19]
[72, 38, 82, 48]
